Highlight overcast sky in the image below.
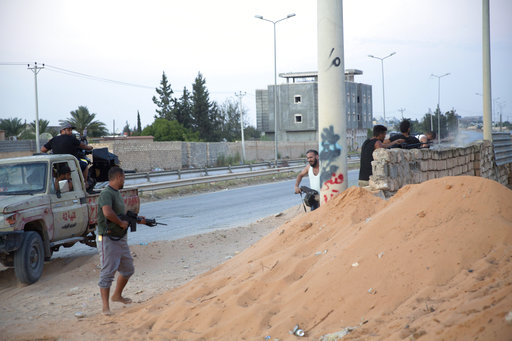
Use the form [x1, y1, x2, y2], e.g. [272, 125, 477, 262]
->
[1, 0, 511, 133]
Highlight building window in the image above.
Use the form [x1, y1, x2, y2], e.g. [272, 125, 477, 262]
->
[357, 96, 360, 103]
[294, 95, 302, 104]
[294, 114, 303, 123]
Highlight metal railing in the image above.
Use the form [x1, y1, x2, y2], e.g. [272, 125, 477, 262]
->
[492, 132, 512, 166]
[125, 165, 303, 192]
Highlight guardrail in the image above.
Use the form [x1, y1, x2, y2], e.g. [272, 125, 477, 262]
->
[126, 165, 303, 192]
[125, 157, 359, 181]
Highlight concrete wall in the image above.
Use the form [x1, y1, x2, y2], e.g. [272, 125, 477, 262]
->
[368, 141, 512, 196]
[90, 139, 317, 171]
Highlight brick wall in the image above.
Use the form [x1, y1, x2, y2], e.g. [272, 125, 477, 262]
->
[368, 141, 511, 196]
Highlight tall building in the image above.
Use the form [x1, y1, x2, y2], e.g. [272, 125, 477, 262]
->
[255, 69, 372, 151]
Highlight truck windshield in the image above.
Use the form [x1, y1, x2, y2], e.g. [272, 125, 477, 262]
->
[0, 162, 47, 195]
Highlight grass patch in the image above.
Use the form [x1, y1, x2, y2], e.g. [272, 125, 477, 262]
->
[139, 170, 300, 202]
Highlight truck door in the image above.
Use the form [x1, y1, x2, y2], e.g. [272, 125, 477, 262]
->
[49, 161, 88, 241]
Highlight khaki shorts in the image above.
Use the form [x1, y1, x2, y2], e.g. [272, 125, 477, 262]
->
[97, 234, 134, 288]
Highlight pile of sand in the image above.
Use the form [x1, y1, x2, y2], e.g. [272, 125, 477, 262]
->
[11, 176, 512, 340]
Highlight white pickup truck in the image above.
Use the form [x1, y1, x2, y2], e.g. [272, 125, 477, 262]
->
[0, 154, 139, 284]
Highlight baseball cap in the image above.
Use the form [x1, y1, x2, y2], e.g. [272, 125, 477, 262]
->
[60, 123, 76, 130]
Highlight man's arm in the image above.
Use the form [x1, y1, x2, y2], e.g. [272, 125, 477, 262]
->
[375, 139, 405, 149]
[41, 146, 49, 153]
[79, 142, 93, 151]
[294, 165, 310, 194]
[102, 205, 129, 229]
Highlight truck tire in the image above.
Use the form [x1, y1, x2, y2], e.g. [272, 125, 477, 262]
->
[14, 231, 44, 284]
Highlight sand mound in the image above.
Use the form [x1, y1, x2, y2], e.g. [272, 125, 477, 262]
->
[11, 176, 512, 340]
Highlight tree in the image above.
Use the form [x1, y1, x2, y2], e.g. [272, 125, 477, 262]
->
[218, 98, 241, 141]
[60, 106, 108, 137]
[152, 72, 175, 120]
[445, 109, 459, 135]
[191, 72, 222, 141]
[175, 87, 193, 129]
[19, 119, 53, 140]
[141, 118, 199, 141]
[0, 117, 25, 138]
[123, 121, 131, 136]
[136, 111, 142, 134]
[244, 126, 261, 140]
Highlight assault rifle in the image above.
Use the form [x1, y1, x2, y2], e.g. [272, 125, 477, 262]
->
[300, 186, 320, 207]
[119, 210, 167, 232]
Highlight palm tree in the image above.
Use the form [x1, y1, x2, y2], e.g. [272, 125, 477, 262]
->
[0, 117, 25, 138]
[19, 119, 54, 140]
[60, 106, 108, 137]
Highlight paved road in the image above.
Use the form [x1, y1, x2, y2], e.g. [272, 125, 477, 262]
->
[54, 169, 358, 258]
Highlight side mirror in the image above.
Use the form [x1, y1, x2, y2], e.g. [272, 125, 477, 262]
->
[58, 180, 70, 193]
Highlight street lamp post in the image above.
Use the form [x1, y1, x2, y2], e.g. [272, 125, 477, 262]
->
[431, 73, 450, 145]
[255, 13, 296, 167]
[368, 52, 396, 123]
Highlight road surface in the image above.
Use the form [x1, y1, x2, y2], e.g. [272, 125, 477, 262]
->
[55, 169, 359, 258]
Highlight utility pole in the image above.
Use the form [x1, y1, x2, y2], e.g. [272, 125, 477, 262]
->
[428, 108, 433, 131]
[482, 0, 493, 141]
[317, 0, 347, 204]
[398, 108, 406, 119]
[27, 62, 44, 152]
[235, 91, 247, 163]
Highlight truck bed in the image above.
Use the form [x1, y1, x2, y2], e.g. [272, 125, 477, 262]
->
[86, 188, 140, 226]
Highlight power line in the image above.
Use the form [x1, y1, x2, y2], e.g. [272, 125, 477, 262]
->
[45, 64, 155, 89]
[1, 62, 250, 96]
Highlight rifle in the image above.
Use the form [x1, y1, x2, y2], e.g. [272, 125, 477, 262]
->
[119, 210, 167, 233]
[300, 186, 320, 208]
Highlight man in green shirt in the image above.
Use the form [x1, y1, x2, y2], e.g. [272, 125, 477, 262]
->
[97, 166, 146, 315]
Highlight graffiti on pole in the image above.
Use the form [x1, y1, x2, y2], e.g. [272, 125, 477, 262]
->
[319, 125, 344, 203]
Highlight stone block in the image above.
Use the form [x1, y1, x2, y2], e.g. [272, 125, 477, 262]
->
[411, 149, 422, 160]
[369, 177, 390, 191]
[420, 172, 428, 182]
[372, 162, 388, 177]
[373, 148, 390, 162]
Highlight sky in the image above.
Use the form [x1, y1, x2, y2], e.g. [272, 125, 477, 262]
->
[0, 0, 511, 133]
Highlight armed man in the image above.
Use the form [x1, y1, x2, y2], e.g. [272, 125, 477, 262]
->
[41, 123, 93, 188]
[294, 149, 321, 211]
[96, 166, 149, 315]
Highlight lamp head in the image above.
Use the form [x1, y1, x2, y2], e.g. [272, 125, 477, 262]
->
[287, 13, 296, 18]
[255, 15, 263, 19]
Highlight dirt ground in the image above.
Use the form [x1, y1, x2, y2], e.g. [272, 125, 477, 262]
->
[2, 176, 512, 341]
[0, 204, 305, 337]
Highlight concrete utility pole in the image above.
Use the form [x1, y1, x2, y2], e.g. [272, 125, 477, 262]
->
[482, 0, 493, 141]
[27, 62, 44, 152]
[317, 0, 347, 204]
[368, 52, 396, 123]
[235, 91, 247, 163]
[255, 13, 296, 167]
[398, 108, 406, 119]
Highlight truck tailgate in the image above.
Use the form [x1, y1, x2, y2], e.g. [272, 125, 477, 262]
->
[87, 188, 140, 226]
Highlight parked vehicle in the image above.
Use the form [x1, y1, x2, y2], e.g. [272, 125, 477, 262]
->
[0, 154, 139, 284]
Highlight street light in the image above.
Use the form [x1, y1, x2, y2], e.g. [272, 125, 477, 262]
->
[255, 13, 296, 167]
[368, 52, 396, 123]
[431, 73, 450, 145]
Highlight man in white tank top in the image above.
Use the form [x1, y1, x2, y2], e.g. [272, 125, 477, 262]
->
[294, 149, 321, 210]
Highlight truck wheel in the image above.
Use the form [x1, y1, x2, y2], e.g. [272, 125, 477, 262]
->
[14, 231, 44, 284]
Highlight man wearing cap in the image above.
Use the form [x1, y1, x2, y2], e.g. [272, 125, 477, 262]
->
[41, 123, 93, 187]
